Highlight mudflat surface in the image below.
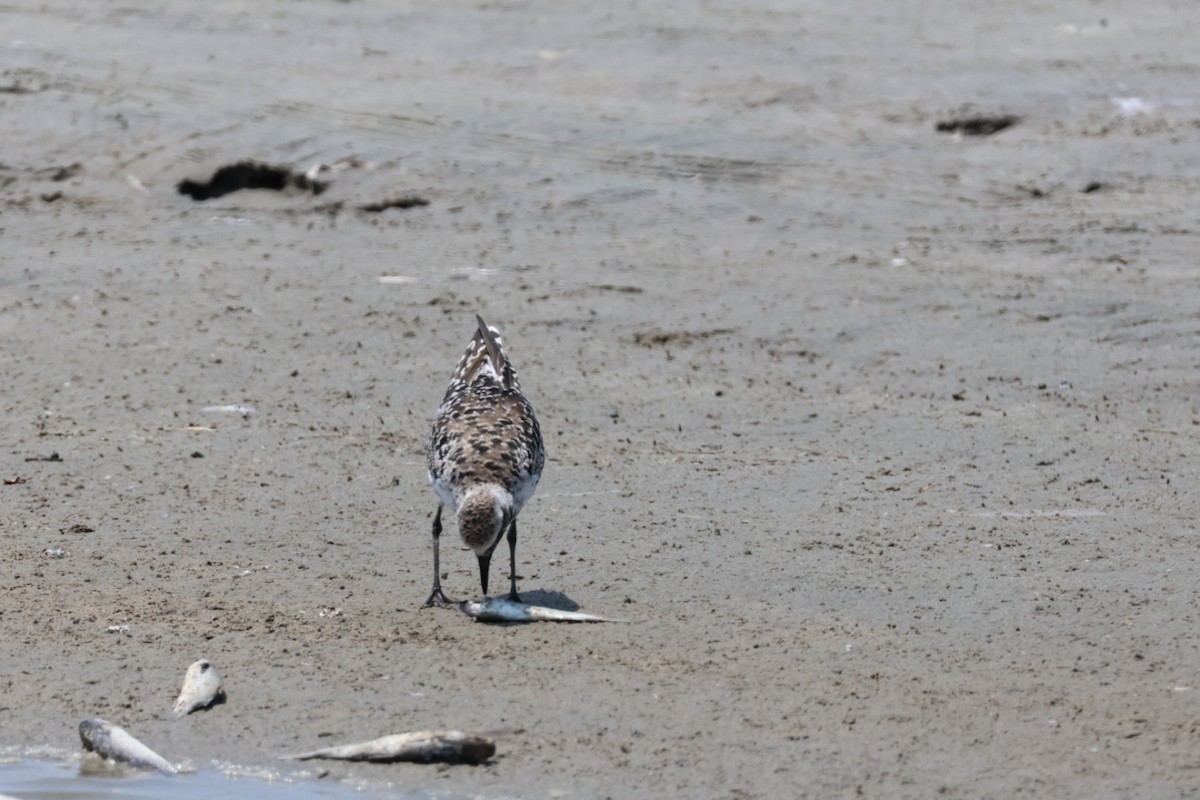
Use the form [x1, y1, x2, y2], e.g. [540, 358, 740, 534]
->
[2, 2, 1199, 798]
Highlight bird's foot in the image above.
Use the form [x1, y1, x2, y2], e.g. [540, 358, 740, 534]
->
[505, 590, 522, 603]
[422, 586, 456, 607]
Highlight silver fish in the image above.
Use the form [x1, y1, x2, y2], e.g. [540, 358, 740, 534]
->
[172, 659, 225, 719]
[459, 596, 624, 623]
[285, 730, 495, 765]
[78, 718, 177, 774]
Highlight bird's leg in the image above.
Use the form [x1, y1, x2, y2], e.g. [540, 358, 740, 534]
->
[423, 505, 454, 607]
[505, 516, 521, 602]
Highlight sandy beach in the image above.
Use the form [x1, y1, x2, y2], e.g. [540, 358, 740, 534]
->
[2, 1, 1199, 797]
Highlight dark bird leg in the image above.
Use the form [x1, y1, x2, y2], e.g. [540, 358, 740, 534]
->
[505, 517, 521, 602]
[423, 505, 454, 607]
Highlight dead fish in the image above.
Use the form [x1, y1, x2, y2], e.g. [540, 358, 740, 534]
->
[285, 730, 495, 765]
[172, 659, 225, 719]
[78, 718, 176, 774]
[459, 596, 624, 623]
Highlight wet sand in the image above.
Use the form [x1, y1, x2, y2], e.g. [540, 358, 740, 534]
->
[2, 1, 1199, 797]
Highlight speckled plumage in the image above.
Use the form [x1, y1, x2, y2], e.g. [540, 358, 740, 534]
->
[423, 315, 544, 606]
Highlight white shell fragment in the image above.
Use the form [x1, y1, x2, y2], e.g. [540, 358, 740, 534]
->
[285, 730, 496, 765]
[78, 718, 176, 774]
[459, 596, 625, 623]
[201, 404, 255, 416]
[172, 659, 225, 719]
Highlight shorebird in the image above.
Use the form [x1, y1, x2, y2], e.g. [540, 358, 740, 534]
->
[424, 315, 544, 606]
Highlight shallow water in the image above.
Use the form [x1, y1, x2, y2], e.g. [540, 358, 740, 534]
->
[0, 755, 436, 800]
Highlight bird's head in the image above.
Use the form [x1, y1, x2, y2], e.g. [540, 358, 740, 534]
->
[459, 486, 513, 597]
[458, 485, 512, 556]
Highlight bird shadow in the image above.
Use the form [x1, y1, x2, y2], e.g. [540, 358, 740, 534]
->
[514, 589, 580, 610]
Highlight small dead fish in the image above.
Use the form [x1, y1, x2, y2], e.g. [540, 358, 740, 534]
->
[285, 730, 495, 765]
[459, 596, 624, 623]
[79, 718, 176, 774]
[172, 659, 225, 719]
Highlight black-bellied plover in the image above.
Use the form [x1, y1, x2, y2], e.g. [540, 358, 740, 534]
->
[424, 315, 544, 606]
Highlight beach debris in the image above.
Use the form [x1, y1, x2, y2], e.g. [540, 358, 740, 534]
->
[172, 659, 226, 719]
[44, 547, 68, 558]
[201, 404, 256, 417]
[459, 596, 625, 623]
[106, 624, 131, 635]
[304, 156, 370, 183]
[359, 196, 429, 213]
[79, 718, 177, 774]
[285, 730, 495, 765]
[177, 160, 328, 201]
[935, 114, 1019, 136]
